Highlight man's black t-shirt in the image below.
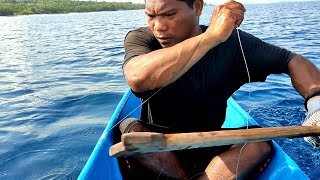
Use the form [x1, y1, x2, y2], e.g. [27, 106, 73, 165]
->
[123, 26, 295, 133]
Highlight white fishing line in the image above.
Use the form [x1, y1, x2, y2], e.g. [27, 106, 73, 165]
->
[235, 27, 252, 180]
[107, 87, 163, 133]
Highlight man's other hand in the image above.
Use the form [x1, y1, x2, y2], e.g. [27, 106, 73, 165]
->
[302, 96, 320, 147]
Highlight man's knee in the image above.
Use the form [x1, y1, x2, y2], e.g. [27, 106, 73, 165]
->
[231, 141, 273, 162]
[253, 141, 273, 158]
[246, 141, 273, 164]
[119, 118, 150, 133]
[260, 141, 273, 155]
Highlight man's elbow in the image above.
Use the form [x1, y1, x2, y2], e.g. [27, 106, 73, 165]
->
[288, 54, 318, 74]
[124, 67, 153, 93]
[125, 74, 145, 93]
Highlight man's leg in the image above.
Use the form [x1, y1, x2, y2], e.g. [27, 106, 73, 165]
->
[197, 142, 272, 180]
[119, 118, 189, 179]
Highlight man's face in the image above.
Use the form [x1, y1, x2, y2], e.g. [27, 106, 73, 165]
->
[145, 0, 201, 48]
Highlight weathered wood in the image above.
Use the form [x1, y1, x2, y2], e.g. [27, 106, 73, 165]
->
[109, 126, 320, 157]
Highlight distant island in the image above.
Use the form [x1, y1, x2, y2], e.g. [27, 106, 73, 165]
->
[0, 0, 145, 16]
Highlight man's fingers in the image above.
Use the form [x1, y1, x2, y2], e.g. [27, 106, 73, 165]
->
[222, 8, 244, 28]
[232, 9, 245, 16]
[215, 2, 245, 27]
[224, 0, 246, 10]
[233, 9, 245, 20]
[235, 18, 243, 28]
[216, 4, 224, 10]
[224, 1, 246, 12]
[214, 5, 244, 20]
[233, 10, 245, 27]
[208, 1, 246, 41]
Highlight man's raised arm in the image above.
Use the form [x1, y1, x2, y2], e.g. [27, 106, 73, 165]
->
[123, 1, 246, 93]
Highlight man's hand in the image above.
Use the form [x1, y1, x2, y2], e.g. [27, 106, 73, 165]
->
[302, 96, 320, 147]
[205, 0, 246, 43]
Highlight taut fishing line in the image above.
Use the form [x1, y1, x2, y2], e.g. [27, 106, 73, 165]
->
[235, 27, 252, 180]
[107, 87, 163, 133]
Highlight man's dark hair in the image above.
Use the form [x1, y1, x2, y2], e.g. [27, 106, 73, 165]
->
[179, 0, 196, 8]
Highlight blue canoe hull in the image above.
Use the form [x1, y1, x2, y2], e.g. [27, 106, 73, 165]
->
[78, 89, 309, 180]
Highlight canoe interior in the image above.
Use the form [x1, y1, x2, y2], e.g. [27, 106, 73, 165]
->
[78, 89, 309, 180]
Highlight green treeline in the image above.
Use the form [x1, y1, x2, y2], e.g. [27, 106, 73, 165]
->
[0, 0, 145, 16]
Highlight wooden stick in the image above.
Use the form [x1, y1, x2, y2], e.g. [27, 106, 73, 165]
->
[109, 126, 320, 157]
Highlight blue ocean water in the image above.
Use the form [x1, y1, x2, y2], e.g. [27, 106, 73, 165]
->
[0, 1, 319, 179]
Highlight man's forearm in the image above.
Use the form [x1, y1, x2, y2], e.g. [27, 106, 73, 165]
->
[288, 54, 320, 98]
[124, 32, 220, 93]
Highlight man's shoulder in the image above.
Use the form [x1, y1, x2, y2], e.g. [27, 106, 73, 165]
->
[124, 27, 161, 50]
[215, 29, 260, 50]
[126, 27, 154, 38]
[230, 29, 259, 42]
[133, 27, 152, 33]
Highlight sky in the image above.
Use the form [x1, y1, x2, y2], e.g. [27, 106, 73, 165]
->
[101, 0, 319, 4]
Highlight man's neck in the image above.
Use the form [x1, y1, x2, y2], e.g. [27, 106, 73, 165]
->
[192, 25, 203, 37]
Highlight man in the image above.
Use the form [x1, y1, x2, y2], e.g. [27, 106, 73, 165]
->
[119, 0, 320, 179]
